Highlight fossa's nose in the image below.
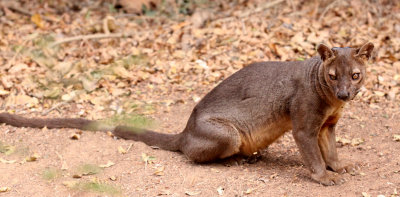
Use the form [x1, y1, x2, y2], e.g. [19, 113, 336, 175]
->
[337, 91, 350, 101]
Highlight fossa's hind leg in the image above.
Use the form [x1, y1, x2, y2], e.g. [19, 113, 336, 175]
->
[180, 118, 241, 163]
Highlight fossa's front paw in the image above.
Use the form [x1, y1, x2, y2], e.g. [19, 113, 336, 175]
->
[335, 163, 360, 175]
[311, 171, 345, 186]
[327, 161, 360, 175]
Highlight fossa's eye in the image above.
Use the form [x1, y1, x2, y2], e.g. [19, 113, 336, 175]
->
[352, 73, 360, 80]
[329, 74, 337, 80]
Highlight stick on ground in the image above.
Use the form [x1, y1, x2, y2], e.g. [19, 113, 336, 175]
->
[5, 4, 59, 22]
[50, 33, 133, 47]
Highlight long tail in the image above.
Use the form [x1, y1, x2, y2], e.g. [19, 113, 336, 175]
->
[113, 126, 182, 151]
[0, 112, 96, 130]
[0, 112, 182, 151]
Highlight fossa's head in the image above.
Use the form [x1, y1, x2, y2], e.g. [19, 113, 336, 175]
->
[317, 42, 374, 102]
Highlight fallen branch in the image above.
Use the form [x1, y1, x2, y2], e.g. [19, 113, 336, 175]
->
[213, 0, 285, 23]
[5, 4, 59, 22]
[4, 39, 29, 69]
[41, 101, 68, 116]
[239, 0, 285, 18]
[318, 0, 341, 21]
[286, 0, 296, 12]
[55, 151, 68, 170]
[50, 33, 132, 47]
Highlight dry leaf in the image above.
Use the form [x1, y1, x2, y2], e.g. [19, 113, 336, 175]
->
[149, 75, 164, 84]
[25, 153, 40, 162]
[112, 66, 132, 79]
[118, 146, 127, 154]
[387, 90, 396, 101]
[195, 59, 209, 70]
[106, 131, 114, 137]
[0, 89, 10, 96]
[369, 104, 381, 109]
[109, 176, 117, 181]
[245, 188, 255, 194]
[0, 187, 10, 193]
[153, 166, 165, 176]
[141, 153, 155, 164]
[159, 189, 172, 195]
[70, 133, 80, 140]
[291, 32, 304, 45]
[31, 13, 44, 28]
[217, 186, 224, 196]
[5, 94, 39, 107]
[0, 77, 13, 89]
[393, 134, 400, 142]
[9, 63, 29, 74]
[61, 91, 77, 101]
[192, 95, 201, 103]
[393, 188, 399, 195]
[43, 88, 62, 99]
[362, 192, 370, 197]
[270, 173, 278, 179]
[351, 138, 365, 146]
[336, 137, 351, 146]
[100, 161, 115, 168]
[0, 158, 16, 164]
[81, 77, 98, 92]
[118, 0, 161, 14]
[72, 174, 82, 178]
[191, 9, 211, 28]
[307, 32, 323, 44]
[61, 162, 68, 170]
[374, 91, 385, 97]
[185, 190, 201, 196]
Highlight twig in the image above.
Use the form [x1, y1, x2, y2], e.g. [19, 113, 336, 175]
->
[390, 111, 400, 120]
[241, 19, 247, 35]
[4, 39, 28, 69]
[6, 5, 59, 22]
[41, 101, 68, 116]
[287, 0, 296, 11]
[103, 19, 110, 35]
[126, 143, 134, 152]
[318, 0, 341, 21]
[55, 151, 68, 170]
[50, 33, 133, 47]
[239, 0, 285, 18]
[213, 0, 284, 23]
[102, 16, 115, 35]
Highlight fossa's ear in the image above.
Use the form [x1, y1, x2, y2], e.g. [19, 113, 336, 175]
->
[355, 42, 374, 61]
[317, 44, 334, 61]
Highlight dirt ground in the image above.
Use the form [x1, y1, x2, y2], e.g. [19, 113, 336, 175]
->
[1, 98, 400, 197]
[1, 0, 400, 196]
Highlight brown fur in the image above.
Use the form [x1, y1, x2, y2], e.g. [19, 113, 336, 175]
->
[0, 42, 374, 185]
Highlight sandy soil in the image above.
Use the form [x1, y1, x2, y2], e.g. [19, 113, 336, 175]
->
[1, 100, 400, 197]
